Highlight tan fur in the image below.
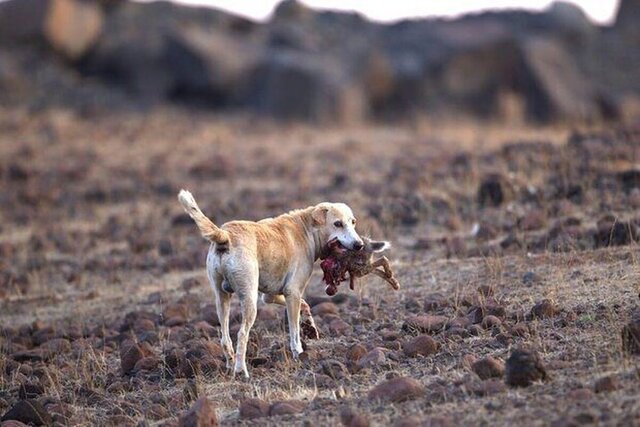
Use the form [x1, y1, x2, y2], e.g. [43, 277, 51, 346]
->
[177, 190, 363, 378]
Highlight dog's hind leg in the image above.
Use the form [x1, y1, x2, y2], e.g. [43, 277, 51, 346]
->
[233, 270, 259, 378]
[211, 274, 234, 369]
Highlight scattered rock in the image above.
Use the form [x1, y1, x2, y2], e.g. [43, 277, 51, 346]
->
[621, 320, 640, 355]
[120, 339, 154, 375]
[519, 208, 547, 231]
[402, 315, 448, 334]
[505, 347, 548, 387]
[472, 356, 505, 380]
[402, 335, 439, 357]
[594, 375, 621, 393]
[268, 400, 307, 416]
[357, 347, 386, 369]
[340, 407, 370, 427]
[530, 299, 560, 319]
[312, 302, 339, 316]
[522, 271, 541, 285]
[133, 356, 161, 373]
[368, 377, 425, 403]
[481, 315, 502, 329]
[346, 343, 367, 364]
[395, 416, 453, 427]
[178, 397, 217, 427]
[510, 323, 530, 337]
[1, 400, 52, 426]
[469, 378, 507, 396]
[17, 383, 45, 400]
[239, 398, 270, 420]
[321, 359, 350, 380]
[478, 174, 509, 207]
[460, 354, 478, 370]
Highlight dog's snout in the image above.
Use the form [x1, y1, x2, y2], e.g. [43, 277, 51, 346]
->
[353, 241, 364, 251]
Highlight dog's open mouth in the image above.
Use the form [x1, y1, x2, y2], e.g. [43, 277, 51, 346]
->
[326, 238, 347, 254]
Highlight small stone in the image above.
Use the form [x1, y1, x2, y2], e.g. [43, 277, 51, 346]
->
[505, 347, 548, 387]
[472, 356, 505, 380]
[510, 323, 530, 337]
[178, 397, 217, 427]
[239, 398, 270, 420]
[120, 339, 153, 375]
[621, 320, 640, 354]
[460, 354, 477, 370]
[594, 375, 621, 393]
[402, 335, 439, 357]
[481, 315, 502, 329]
[402, 315, 448, 334]
[268, 400, 306, 416]
[357, 348, 386, 369]
[1, 400, 52, 426]
[368, 377, 425, 403]
[312, 302, 339, 316]
[17, 383, 45, 400]
[133, 356, 161, 373]
[469, 379, 506, 396]
[340, 407, 370, 427]
[346, 343, 367, 364]
[395, 416, 452, 427]
[530, 299, 560, 319]
[522, 271, 541, 285]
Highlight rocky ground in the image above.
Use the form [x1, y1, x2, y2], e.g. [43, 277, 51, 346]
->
[1, 107, 640, 426]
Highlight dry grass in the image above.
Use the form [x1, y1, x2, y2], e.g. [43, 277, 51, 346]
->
[1, 106, 639, 425]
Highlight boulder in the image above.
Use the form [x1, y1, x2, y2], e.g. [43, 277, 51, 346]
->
[246, 51, 366, 124]
[0, 0, 103, 59]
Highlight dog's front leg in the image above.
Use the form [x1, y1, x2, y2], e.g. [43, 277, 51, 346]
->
[284, 293, 304, 358]
[262, 294, 319, 340]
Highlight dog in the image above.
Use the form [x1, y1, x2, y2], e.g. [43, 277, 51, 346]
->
[178, 190, 364, 377]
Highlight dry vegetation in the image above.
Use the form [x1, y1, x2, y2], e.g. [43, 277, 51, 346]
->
[1, 107, 640, 426]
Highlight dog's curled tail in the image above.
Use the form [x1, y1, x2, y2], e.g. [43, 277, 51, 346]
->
[177, 190, 230, 244]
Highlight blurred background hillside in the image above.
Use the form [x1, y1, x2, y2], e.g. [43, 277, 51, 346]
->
[0, 0, 638, 124]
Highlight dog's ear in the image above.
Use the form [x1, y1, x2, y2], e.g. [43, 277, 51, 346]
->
[312, 205, 329, 226]
[370, 240, 390, 253]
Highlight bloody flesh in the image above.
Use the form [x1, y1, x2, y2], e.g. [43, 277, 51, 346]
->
[319, 239, 350, 295]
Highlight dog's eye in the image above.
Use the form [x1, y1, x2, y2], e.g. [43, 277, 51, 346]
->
[351, 219, 356, 225]
[333, 220, 343, 228]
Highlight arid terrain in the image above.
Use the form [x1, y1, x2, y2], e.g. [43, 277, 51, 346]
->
[1, 107, 640, 426]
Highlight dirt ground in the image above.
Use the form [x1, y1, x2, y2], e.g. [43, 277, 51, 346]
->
[1, 107, 639, 426]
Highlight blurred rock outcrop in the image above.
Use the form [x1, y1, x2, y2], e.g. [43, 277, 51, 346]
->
[0, 0, 638, 124]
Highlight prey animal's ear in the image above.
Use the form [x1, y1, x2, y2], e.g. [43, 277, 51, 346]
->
[370, 240, 390, 253]
[312, 205, 329, 226]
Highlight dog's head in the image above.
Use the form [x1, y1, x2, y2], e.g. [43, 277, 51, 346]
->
[312, 202, 364, 251]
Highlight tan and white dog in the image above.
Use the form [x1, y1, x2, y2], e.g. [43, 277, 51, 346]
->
[178, 190, 364, 378]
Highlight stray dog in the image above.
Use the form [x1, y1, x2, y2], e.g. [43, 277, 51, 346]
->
[178, 190, 364, 377]
[321, 237, 400, 295]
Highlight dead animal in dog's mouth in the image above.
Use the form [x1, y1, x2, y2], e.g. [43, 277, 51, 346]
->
[320, 237, 400, 296]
